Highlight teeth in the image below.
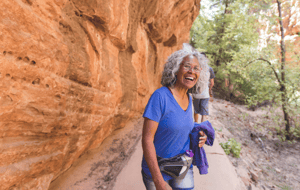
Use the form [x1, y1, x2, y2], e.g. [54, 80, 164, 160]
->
[185, 77, 194, 81]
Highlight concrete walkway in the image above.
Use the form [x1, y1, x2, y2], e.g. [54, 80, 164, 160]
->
[113, 136, 246, 190]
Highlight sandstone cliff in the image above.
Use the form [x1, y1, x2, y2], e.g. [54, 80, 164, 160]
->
[258, 0, 300, 65]
[0, 0, 200, 189]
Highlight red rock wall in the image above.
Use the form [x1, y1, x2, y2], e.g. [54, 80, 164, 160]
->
[259, 0, 300, 65]
[280, 0, 300, 65]
[0, 0, 200, 189]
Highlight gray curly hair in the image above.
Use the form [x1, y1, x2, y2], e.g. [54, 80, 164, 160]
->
[161, 43, 209, 94]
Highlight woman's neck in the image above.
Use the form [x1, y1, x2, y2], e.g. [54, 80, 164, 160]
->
[170, 84, 188, 100]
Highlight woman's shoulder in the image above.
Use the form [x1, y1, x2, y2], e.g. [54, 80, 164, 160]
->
[152, 86, 169, 95]
[149, 86, 171, 102]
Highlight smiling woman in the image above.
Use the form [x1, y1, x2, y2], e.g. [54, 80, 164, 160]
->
[175, 55, 201, 91]
[161, 43, 209, 95]
[141, 43, 209, 190]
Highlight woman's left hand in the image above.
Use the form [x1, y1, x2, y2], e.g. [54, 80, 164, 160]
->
[198, 131, 207, 148]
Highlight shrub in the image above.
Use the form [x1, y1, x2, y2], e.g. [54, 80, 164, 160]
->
[220, 138, 242, 158]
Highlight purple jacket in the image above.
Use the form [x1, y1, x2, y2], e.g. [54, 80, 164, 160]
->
[190, 121, 215, 174]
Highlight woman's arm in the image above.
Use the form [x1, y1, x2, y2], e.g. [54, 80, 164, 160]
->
[142, 118, 172, 190]
[209, 78, 214, 96]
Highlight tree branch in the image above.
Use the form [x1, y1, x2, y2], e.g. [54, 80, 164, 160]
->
[210, 1, 222, 9]
[245, 58, 282, 86]
[258, 58, 281, 84]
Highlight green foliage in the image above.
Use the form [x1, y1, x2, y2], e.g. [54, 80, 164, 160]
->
[261, 105, 300, 142]
[191, 0, 261, 66]
[275, 184, 293, 190]
[190, 0, 300, 137]
[190, 0, 274, 103]
[276, 124, 300, 143]
[219, 138, 242, 158]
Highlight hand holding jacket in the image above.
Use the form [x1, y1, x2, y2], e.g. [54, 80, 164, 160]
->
[198, 131, 207, 148]
[190, 120, 215, 175]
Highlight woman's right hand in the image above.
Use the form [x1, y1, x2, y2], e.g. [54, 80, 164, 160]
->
[198, 131, 207, 148]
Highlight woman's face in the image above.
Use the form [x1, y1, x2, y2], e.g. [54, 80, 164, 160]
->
[175, 55, 200, 89]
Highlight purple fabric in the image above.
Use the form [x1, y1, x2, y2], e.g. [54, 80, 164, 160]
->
[190, 120, 215, 175]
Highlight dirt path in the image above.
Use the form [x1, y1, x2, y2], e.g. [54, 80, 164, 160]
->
[210, 99, 300, 190]
[48, 118, 144, 190]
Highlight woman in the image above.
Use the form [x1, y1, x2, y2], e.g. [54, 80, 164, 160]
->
[142, 43, 210, 190]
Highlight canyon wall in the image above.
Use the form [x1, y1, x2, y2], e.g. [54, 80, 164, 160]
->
[259, 0, 300, 65]
[0, 0, 200, 189]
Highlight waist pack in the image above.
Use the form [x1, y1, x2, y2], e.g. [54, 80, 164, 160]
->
[157, 150, 194, 179]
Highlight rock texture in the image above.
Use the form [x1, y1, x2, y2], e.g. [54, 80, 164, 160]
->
[259, 0, 300, 65]
[0, 0, 200, 189]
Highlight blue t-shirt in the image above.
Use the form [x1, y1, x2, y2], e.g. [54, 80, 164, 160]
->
[142, 86, 194, 180]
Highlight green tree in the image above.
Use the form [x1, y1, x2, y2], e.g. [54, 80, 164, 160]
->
[191, 0, 300, 138]
[190, 0, 264, 101]
[244, 0, 300, 138]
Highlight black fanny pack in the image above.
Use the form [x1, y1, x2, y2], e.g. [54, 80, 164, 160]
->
[157, 150, 194, 179]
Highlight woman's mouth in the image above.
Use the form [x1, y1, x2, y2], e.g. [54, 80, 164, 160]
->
[185, 77, 195, 81]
